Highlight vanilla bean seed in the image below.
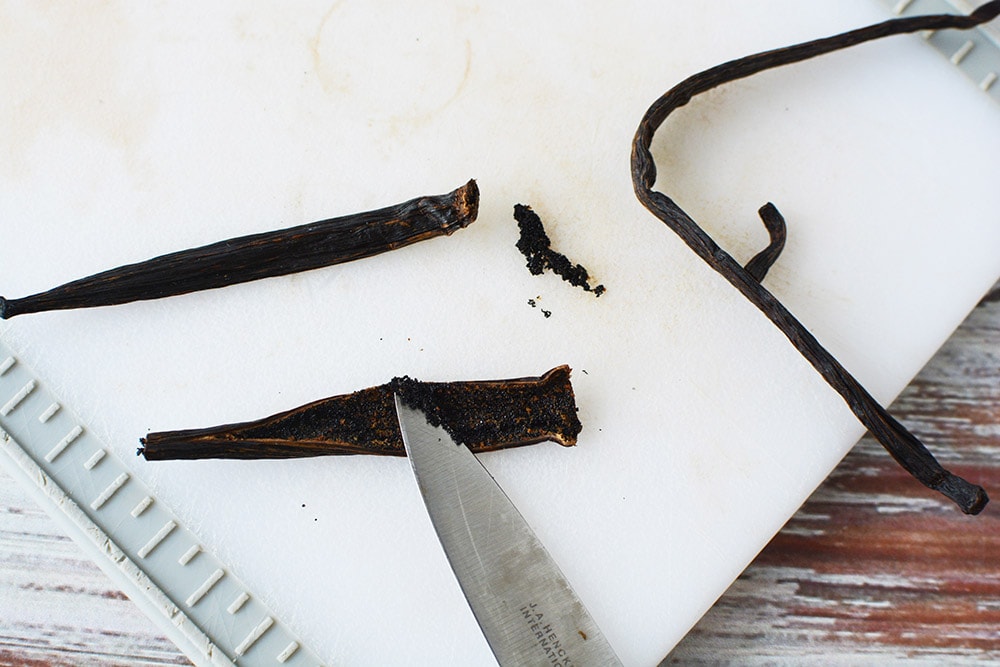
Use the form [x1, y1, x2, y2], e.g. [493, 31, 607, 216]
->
[514, 204, 605, 296]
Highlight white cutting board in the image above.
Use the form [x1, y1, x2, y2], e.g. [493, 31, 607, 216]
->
[1, 1, 998, 664]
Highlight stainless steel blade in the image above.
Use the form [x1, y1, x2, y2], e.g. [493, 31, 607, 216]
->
[395, 395, 623, 667]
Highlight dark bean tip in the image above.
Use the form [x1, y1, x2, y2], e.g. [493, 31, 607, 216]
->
[456, 178, 480, 226]
[937, 473, 989, 515]
[540, 364, 572, 387]
[967, 489, 989, 515]
[0, 296, 9, 320]
[756, 203, 786, 235]
[758, 202, 779, 218]
[972, 0, 1000, 22]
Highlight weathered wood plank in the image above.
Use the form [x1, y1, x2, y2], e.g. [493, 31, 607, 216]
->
[667, 292, 1000, 663]
[0, 471, 188, 666]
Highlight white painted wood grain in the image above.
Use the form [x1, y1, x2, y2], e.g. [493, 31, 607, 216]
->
[0, 472, 188, 666]
[668, 293, 1000, 664]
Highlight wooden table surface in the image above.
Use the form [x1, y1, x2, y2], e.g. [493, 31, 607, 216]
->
[1, 285, 998, 666]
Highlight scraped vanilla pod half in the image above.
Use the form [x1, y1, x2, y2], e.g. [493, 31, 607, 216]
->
[631, 3, 1000, 513]
[140, 365, 580, 461]
[0, 180, 478, 318]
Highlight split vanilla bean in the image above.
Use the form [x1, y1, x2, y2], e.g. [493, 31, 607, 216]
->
[631, 3, 999, 513]
[0, 180, 479, 318]
[140, 365, 581, 461]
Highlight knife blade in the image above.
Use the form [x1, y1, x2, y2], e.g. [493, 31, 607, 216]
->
[395, 395, 623, 667]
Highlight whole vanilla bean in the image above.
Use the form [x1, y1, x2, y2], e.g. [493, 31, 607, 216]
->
[140, 365, 581, 461]
[631, 3, 999, 513]
[0, 180, 479, 319]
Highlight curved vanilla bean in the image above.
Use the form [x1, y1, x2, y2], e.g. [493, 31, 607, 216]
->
[631, 4, 998, 513]
[0, 180, 479, 319]
[140, 365, 581, 461]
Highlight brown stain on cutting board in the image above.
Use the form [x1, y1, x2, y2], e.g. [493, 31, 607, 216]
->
[309, 0, 350, 95]
[0, 2, 156, 179]
[309, 0, 472, 130]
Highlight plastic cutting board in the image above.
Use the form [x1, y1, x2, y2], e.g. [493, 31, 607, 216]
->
[1, 1, 998, 664]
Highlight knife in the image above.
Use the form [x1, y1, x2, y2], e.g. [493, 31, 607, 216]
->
[395, 395, 623, 667]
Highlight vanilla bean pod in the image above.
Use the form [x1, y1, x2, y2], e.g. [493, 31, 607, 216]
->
[0, 180, 479, 319]
[631, 3, 999, 513]
[140, 365, 581, 461]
